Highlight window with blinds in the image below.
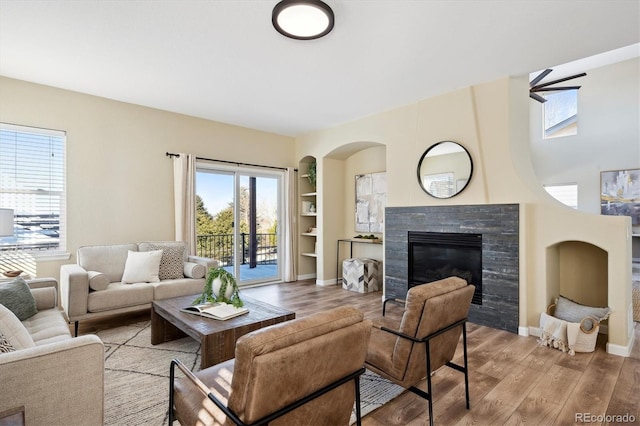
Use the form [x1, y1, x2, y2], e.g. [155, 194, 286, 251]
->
[0, 123, 66, 252]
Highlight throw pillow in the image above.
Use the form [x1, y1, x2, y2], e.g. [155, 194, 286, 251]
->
[121, 250, 162, 284]
[88, 271, 110, 291]
[554, 295, 612, 331]
[0, 330, 15, 353]
[0, 277, 38, 320]
[184, 262, 206, 279]
[0, 303, 36, 350]
[147, 244, 185, 280]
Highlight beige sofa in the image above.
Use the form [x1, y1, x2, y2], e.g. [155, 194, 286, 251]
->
[61, 241, 218, 334]
[0, 278, 104, 426]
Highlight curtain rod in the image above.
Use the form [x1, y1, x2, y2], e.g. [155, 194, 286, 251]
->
[166, 152, 296, 172]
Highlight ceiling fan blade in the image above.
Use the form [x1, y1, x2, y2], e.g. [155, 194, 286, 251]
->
[531, 72, 587, 90]
[529, 92, 547, 103]
[530, 69, 553, 87]
[532, 86, 582, 92]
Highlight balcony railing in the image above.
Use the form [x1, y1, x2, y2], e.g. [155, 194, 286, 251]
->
[196, 233, 277, 267]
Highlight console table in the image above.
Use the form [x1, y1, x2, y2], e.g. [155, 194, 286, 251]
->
[336, 238, 382, 284]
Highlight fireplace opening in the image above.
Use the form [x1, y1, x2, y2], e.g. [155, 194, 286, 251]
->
[408, 231, 482, 304]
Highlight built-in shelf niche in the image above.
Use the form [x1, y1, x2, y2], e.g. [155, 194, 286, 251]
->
[298, 156, 317, 278]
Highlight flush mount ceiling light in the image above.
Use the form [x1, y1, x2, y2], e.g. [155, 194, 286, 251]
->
[272, 0, 334, 40]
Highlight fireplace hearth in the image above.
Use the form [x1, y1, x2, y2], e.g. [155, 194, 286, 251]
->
[386, 204, 519, 333]
[408, 231, 483, 304]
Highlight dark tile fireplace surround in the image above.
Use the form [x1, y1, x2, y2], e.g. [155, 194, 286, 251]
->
[386, 204, 519, 333]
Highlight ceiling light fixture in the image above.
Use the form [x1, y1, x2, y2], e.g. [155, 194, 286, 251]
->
[272, 0, 334, 40]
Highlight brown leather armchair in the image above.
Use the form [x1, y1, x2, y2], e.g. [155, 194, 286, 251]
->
[169, 306, 372, 425]
[365, 276, 475, 426]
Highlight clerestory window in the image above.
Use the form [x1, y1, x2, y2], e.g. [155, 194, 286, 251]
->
[544, 183, 578, 209]
[543, 89, 578, 139]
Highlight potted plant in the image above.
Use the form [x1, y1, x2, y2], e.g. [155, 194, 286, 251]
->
[193, 267, 244, 307]
[307, 161, 316, 190]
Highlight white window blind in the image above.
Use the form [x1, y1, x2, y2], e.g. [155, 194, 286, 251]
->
[0, 123, 66, 252]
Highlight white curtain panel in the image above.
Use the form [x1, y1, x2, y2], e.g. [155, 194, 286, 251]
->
[283, 167, 297, 282]
[172, 153, 197, 255]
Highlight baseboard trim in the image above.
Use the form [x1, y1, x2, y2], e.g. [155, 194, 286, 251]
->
[518, 326, 530, 337]
[607, 336, 634, 357]
[296, 273, 316, 281]
[316, 278, 337, 286]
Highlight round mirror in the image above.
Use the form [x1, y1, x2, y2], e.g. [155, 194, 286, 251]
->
[417, 141, 473, 198]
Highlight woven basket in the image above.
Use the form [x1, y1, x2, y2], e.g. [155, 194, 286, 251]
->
[547, 304, 599, 353]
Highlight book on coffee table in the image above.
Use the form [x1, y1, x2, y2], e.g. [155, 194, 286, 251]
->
[181, 302, 249, 320]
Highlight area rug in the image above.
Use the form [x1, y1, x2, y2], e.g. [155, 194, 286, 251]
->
[98, 321, 405, 425]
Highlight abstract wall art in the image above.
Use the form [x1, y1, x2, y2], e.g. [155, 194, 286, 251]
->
[600, 168, 640, 225]
[355, 172, 387, 232]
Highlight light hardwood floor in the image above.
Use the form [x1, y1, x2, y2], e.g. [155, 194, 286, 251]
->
[77, 280, 640, 425]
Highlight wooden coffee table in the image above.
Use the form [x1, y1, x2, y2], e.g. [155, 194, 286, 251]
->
[151, 294, 295, 369]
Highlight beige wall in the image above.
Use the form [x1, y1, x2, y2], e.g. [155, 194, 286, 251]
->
[296, 77, 633, 353]
[0, 76, 295, 279]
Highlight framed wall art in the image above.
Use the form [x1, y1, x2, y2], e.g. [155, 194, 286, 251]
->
[355, 172, 386, 233]
[600, 168, 640, 225]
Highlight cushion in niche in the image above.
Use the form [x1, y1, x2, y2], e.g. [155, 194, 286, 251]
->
[0, 277, 38, 320]
[554, 295, 611, 331]
[184, 262, 206, 279]
[88, 271, 110, 291]
[121, 250, 162, 284]
[146, 243, 185, 280]
[0, 303, 36, 350]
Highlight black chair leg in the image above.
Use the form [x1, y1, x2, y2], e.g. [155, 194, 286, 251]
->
[74, 321, 79, 337]
[169, 361, 176, 424]
[426, 341, 434, 426]
[463, 323, 470, 409]
[354, 376, 362, 426]
[382, 298, 392, 316]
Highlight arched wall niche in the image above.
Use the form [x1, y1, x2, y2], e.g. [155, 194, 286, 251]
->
[319, 141, 387, 284]
[325, 141, 385, 160]
[297, 155, 318, 279]
[545, 240, 608, 309]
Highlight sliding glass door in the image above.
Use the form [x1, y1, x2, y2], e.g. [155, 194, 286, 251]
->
[195, 163, 282, 286]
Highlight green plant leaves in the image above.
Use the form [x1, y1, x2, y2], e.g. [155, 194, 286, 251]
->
[192, 267, 244, 308]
